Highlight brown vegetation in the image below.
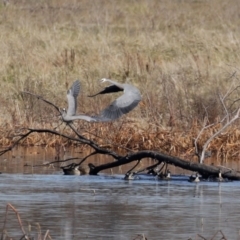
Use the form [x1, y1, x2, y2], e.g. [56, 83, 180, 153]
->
[0, 0, 240, 162]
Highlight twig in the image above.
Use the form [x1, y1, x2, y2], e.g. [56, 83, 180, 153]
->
[218, 92, 230, 122]
[197, 234, 208, 240]
[194, 118, 215, 160]
[0, 129, 34, 156]
[78, 151, 98, 166]
[210, 230, 228, 240]
[219, 230, 227, 240]
[22, 91, 61, 114]
[36, 222, 41, 240]
[43, 230, 52, 240]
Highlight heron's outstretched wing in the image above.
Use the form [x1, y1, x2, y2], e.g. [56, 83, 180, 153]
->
[88, 85, 122, 97]
[94, 91, 141, 122]
[66, 80, 80, 116]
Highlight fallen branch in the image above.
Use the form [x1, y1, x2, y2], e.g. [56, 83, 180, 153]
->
[89, 150, 240, 180]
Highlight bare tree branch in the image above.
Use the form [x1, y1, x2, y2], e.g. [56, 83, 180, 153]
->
[194, 118, 215, 160]
[200, 108, 240, 163]
[218, 92, 230, 122]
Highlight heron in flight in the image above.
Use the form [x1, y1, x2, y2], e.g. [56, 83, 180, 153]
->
[89, 78, 142, 122]
[61, 80, 96, 123]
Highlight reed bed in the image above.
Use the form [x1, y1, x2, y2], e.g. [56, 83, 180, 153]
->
[0, 0, 240, 162]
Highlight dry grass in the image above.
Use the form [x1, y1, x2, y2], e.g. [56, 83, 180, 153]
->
[0, 0, 240, 161]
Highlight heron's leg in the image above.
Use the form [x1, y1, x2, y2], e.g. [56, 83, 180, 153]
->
[54, 121, 64, 130]
[68, 122, 80, 132]
[61, 123, 68, 132]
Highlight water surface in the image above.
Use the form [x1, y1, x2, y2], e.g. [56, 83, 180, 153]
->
[0, 147, 240, 239]
[0, 173, 240, 239]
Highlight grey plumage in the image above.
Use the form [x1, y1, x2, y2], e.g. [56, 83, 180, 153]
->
[61, 80, 96, 123]
[89, 78, 142, 122]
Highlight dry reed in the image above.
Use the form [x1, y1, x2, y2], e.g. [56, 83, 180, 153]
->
[0, 0, 239, 162]
[1, 203, 51, 240]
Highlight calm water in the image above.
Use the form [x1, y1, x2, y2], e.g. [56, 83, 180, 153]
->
[0, 147, 240, 239]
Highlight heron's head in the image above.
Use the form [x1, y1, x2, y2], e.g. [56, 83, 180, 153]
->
[100, 78, 107, 83]
[61, 108, 67, 113]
